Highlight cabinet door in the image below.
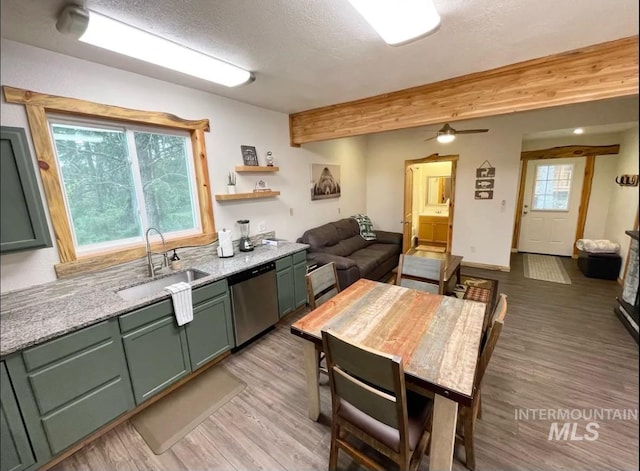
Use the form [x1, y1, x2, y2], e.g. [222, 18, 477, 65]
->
[185, 293, 234, 370]
[293, 261, 308, 309]
[0, 127, 52, 254]
[419, 222, 435, 242]
[1, 363, 35, 471]
[122, 316, 191, 405]
[276, 266, 295, 318]
[434, 221, 449, 243]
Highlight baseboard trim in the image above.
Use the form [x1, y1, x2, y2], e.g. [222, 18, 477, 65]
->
[461, 261, 511, 272]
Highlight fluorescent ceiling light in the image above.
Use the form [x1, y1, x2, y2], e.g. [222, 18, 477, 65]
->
[56, 5, 254, 87]
[573, 128, 584, 134]
[437, 134, 455, 144]
[347, 0, 441, 46]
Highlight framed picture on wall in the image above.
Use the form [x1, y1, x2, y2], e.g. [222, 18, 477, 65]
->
[240, 145, 259, 166]
[310, 164, 341, 200]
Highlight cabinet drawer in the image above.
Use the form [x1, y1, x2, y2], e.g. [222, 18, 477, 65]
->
[23, 321, 111, 372]
[192, 279, 228, 306]
[28, 340, 123, 415]
[41, 377, 131, 455]
[275, 256, 292, 271]
[119, 299, 174, 333]
[292, 250, 307, 265]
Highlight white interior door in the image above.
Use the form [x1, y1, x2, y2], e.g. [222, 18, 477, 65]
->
[518, 157, 585, 256]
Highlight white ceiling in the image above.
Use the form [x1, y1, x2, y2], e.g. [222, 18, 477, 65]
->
[1, 0, 638, 114]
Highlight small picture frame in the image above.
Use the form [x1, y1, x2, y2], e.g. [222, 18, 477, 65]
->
[241, 145, 259, 166]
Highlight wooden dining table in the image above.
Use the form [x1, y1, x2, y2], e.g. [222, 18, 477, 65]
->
[290, 278, 486, 471]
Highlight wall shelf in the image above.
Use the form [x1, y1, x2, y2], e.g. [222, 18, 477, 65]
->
[215, 191, 280, 201]
[235, 166, 279, 172]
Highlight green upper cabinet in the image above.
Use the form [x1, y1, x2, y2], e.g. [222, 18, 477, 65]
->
[1, 362, 35, 471]
[0, 127, 52, 254]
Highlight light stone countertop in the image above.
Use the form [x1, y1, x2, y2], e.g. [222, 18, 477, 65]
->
[0, 241, 308, 357]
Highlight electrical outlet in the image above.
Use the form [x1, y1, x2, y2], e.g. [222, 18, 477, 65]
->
[258, 221, 266, 232]
[289, 208, 294, 216]
[338, 207, 341, 214]
[470, 246, 476, 253]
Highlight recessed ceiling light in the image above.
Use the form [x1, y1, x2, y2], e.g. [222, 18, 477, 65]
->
[56, 4, 254, 87]
[347, 0, 441, 46]
[573, 128, 584, 134]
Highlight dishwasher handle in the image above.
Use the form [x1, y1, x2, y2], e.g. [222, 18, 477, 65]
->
[228, 261, 276, 285]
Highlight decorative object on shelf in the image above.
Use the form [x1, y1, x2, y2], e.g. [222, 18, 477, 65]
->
[227, 171, 237, 194]
[615, 174, 639, 187]
[265, 151, 274, 167]
[253, 180, 271, 192]
[475, 160, 495, 200]
[240, 145, 259, 166]
[311, 164, 341, 201]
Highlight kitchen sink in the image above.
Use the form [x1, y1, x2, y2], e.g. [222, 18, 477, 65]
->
[116, 269, 209, 301]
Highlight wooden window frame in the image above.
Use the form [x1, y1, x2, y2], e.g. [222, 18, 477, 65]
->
[2, 86, 216, 277]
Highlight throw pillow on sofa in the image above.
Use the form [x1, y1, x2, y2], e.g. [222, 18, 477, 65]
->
[351, 214, 377, 241]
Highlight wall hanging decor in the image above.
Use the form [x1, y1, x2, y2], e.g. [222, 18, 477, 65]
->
[475, 160, 495, 199]
[311, 164, 341, 200]
[615, 174, 638, 187]
[240, 145, 259, 166]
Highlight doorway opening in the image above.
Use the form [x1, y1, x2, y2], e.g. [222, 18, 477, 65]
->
[402, 154, 458, 254]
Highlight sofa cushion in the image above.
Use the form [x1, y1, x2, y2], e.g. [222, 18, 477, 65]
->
[334, 218, 360, 239]
[349, 248, 383, 277]
[300, 222, 340, 248]
[367, 243, 402, 261]
[339, 235, 371, 255]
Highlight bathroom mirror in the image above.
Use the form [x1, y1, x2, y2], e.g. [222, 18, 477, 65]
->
[426, 176, 452, 205]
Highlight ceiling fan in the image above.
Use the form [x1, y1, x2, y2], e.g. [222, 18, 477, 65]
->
[424, 123, 489, 143]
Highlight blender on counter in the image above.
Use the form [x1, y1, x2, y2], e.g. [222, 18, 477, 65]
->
[237, 219, 254, 252]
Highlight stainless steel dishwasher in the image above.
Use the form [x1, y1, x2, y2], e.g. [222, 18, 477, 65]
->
[228, 261, 279, 347]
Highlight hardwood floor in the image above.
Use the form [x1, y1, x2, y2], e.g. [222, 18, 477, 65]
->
[51, 254, 639, 470]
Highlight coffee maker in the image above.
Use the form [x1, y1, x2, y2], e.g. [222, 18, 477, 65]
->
[237, 219, 254, 252]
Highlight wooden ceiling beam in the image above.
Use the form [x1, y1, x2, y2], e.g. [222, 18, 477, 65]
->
[289, 36, 639, 146]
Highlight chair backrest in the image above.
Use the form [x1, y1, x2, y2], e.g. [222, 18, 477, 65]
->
[476, 293, 507, 389]
[395, 253, 445, 294]
[306, 262, 340, 310]
[321, 330, 409, 449]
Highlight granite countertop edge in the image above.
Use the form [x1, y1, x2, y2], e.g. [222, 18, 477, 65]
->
[0, 242, 309, 357]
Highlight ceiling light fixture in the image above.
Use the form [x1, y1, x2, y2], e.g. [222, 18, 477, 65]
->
[436, 133, 455, 144]
[573, 128, 584, 134]
[347, 0, 441, 46]
[56, 5, 254, 87]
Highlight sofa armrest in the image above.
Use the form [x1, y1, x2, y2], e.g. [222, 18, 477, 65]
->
[374, 230, 403, 246]
[307, 252, 358, 271]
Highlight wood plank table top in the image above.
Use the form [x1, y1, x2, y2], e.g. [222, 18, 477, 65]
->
[291, 278, 485, 406]
[405, 248, 463, 283]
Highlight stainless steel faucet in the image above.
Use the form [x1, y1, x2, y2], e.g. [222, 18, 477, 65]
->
[145, 227, 169, 278]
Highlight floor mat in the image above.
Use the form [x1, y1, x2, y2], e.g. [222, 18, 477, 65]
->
[131, 366, 246, 454]
[523, 254, 572, 284]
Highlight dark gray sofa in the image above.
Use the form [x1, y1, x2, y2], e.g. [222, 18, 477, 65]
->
[297, 218, 403, 289]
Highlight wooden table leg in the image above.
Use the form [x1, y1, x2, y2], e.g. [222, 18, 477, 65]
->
[429, 394, 458, 471]
[302, 342, 320, 421]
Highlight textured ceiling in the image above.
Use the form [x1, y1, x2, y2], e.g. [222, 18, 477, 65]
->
[1, 0, 638, 113]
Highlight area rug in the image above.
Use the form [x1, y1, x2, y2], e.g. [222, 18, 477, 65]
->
[131, 366, 246, 454]
[523, 253, 572, 284]
[452, 275, 499, 318]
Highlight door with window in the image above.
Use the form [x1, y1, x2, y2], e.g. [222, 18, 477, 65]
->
[518, 157, 585, 256]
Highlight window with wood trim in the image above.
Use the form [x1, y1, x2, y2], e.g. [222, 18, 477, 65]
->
[2, 86, 215, 277]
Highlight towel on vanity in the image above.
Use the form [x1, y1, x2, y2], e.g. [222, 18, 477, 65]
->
[164, 281, 193, 326]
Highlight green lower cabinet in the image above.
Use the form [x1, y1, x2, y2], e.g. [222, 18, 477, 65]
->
[185, 292, 234, 370]
[293, 259, 308, 308]
[122, 315, 191, 405]
[276, 264, 295, 317]
[1, 362, 35, 471]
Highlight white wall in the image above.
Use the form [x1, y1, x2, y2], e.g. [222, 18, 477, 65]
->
[0, 39, 366, 292]
[604, 126, 639, 275]
[365, 99, 639, 269]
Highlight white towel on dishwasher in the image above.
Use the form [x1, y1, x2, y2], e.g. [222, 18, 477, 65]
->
[164, 281, 193, 326]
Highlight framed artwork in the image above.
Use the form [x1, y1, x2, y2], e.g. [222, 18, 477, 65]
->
[311, 164, 341, 200]
[475, 160, 495, 199]
[240, 145, 259, 166]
